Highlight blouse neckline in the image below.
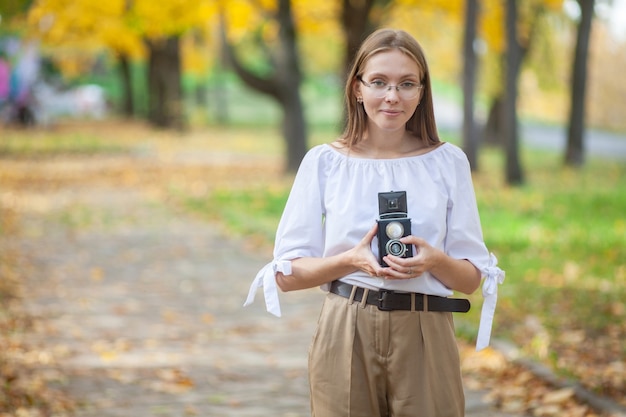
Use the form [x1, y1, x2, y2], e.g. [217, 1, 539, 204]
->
[324, 141, 449, 162]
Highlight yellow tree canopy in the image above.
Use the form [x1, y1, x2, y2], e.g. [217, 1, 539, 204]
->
[25, 0, 566, 82]
[26, 0, 344, 78]
[27, 0, 218, 77]
[219, 0, 342, 75]
[480, 0, 563, 54]
[28, 0, 140, 55]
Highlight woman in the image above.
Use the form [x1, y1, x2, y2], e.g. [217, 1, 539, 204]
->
[245, 28, 504, 417]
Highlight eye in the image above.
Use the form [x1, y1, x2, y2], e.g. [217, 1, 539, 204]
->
[399, 81, 417, 89]
[370, 80, 387, 88]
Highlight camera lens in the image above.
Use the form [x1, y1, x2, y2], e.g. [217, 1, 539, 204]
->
[386, 240, 406, 257]
[385, 221, 404, 239]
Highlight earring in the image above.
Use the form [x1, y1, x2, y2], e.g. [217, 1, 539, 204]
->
[357, 97, 363, 104]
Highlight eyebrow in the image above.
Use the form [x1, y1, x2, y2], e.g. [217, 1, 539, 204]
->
[366, 72, 421, 80]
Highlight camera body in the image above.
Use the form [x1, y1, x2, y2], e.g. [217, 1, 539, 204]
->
[377, 191, 413, 266]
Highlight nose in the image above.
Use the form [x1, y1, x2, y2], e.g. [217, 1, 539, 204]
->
[384, 86, 400, 101]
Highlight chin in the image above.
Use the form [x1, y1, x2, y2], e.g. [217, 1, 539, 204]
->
[378, 123, 408, 132]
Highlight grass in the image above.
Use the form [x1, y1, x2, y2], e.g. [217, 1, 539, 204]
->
[472, 150, 626, 337]
[194, 188, 288, 243]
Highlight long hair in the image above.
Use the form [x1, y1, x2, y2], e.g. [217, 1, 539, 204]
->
[339, 29, 440, 148]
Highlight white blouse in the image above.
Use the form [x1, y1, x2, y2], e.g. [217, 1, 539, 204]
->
[244, 142, 504, 350]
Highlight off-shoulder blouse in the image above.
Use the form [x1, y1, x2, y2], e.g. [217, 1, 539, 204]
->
[245, 142, 504, 350]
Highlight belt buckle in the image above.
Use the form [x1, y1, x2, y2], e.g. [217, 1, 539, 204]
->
[377, 290, 394, 311]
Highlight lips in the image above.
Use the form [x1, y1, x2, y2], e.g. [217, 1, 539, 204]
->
[380, 109, 402, 115]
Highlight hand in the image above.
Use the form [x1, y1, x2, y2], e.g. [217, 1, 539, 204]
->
[381, 235, 440, 280]
[348, 223, 386, 278]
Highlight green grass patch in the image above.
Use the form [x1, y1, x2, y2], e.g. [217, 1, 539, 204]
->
[184, 187, 289, 244]
[466, 149, 626, 347]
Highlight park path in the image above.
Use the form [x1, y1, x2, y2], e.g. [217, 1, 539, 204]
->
[9, 149, 523, 416]
[434, 96, 626, 161]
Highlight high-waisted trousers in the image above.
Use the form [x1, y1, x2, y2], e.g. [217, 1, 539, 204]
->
[308, 291, 465, 417]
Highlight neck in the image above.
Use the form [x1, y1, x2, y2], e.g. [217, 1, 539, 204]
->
[359, 128, 409, 158]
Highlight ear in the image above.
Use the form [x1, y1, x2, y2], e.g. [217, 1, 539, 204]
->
[352, 78, 362, 101]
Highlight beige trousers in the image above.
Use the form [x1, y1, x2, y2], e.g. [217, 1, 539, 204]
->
[308, 291, 465, 417]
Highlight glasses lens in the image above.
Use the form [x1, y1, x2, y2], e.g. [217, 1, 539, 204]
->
[372, 88, 388, 98]
[371, 85, 420, 100]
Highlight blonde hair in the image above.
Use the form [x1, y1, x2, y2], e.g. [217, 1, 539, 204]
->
[339, 29, 440, 148]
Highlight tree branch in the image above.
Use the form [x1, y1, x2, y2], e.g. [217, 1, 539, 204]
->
[218, 15, 281, 100]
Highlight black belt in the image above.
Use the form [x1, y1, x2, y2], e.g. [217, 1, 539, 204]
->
[329, 281, 470, 313]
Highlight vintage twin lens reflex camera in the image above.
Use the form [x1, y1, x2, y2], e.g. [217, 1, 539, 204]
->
[377, 191, 413, 267]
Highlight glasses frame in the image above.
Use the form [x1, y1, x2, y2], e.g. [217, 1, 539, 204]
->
[357, 76, 423, 100]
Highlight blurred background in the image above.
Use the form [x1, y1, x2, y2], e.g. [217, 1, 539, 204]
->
[1, 0, 625, 173]
[1, 1, 625, 416]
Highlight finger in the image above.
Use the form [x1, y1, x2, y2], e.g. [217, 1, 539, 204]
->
[363, 223, 378, 243]
[382, 269, 411, 280]
[383, 254, 407, 269]
[371, 265, 385, 277]
[382, 257, 417, 278]
[400, 233, 417, 243]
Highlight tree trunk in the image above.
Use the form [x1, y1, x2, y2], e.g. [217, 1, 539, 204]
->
[484, 3, 547, 150]
[484, 96, 503, 146]
[212, 47, 230, 125]
[339, 0, 391, 128]
[281, 88, 307, 172]
[565, 0, 594, 167]
[220, 0, 307, 172]
[146, 36, 185, 130]
[462, 0, 479, 170]
[275, 0, 307, 172]
[503, 0, 524, 185]
[118, 53, 134, 117]
[341, 0, 376, 76]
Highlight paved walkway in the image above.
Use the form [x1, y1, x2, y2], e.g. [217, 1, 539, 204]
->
[11, 157, 522, 416]
[434, 96, 626, 161]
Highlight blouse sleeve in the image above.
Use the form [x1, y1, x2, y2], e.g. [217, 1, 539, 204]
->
[444, 147, 505, 351]
[243, 147, 326, 317]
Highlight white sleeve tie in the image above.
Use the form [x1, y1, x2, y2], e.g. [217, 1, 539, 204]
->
[476, 253, 505, 351]
[243, 260, 292, 317]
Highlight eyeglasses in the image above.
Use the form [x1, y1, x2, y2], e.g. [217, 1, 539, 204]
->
[358, 77, 422, 100]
